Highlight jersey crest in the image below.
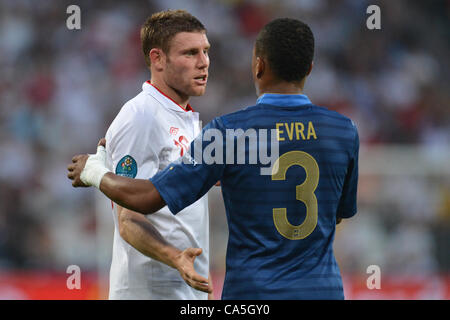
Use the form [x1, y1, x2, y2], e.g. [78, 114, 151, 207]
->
[170, 126, 179, 135]
[116, 155, 137, 178]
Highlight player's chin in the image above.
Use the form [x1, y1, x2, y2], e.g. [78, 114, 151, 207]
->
[189, 85, 207, 96]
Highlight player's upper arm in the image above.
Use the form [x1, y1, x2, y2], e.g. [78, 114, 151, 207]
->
[336, 123, 359, 219]
[106, 102, 159, 181]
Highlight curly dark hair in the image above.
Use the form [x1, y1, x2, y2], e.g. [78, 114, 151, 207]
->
[255, 18, 315, 82]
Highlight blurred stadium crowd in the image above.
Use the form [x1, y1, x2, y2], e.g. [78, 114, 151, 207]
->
[0, 0, 449, 298]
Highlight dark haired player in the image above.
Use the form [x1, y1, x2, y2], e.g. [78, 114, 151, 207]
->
[68, 18, 359, 299]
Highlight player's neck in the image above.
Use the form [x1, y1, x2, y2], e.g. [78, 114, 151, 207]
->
[149, 79, 190, 110]
[257, 78, 306, 97]
[258, 84, 304, 96]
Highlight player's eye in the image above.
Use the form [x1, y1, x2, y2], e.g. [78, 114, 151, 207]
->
[185, 50, 197, 56]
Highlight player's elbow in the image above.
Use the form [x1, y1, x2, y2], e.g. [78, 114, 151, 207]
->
[130, 199, 157, 216]
[140, 199, 158, 215]
[115, 192, 159, 216]
[118, 210, 132, 240]
[126, 180, 165, 215]
[138, 187, 165, 215]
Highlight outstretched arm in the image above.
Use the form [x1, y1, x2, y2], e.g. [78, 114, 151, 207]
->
[67, 140, 211, 293]
[118, 205, 211, 293]
[100, 172, 165, 215]
[67, 141, 164, 215]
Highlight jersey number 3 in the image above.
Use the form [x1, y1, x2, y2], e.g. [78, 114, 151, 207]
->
[271, 151, 319, 240]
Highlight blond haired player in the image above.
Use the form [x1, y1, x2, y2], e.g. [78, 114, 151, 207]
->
[102, 10, 211, 299]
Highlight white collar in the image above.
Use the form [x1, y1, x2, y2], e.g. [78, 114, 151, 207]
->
[142, 81, 195, 113]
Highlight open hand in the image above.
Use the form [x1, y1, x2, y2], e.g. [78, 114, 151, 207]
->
[174, 248, 212, 294]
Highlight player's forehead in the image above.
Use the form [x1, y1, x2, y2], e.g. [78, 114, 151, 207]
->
[168, 31, 210, 52]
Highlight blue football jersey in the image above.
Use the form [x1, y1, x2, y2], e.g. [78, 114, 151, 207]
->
[151, 93, 359, 299]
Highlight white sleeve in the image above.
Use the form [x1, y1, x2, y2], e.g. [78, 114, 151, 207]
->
[105, 103, 159, 180]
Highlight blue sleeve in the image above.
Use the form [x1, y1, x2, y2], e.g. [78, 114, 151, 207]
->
[150, 117, 226, 214]
[336, 125, 359, 219]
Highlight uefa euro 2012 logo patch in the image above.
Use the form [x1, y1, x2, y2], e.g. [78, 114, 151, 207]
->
[116, 155, 137, 178]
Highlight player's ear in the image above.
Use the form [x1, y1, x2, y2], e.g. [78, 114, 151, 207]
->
[150, 48, 165, 72]
[255, 56, 265, 79]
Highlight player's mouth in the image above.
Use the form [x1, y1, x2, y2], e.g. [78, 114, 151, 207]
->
[194, 75, 207, 86]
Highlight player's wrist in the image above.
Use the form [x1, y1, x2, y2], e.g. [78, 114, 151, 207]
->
[167, 246, 184, 270]
[80, 146, 111, 189]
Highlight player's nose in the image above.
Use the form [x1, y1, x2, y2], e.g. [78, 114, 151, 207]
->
[197, 51, 209, 69]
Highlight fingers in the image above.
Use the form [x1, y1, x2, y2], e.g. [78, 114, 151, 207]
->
[72, 154, 83, 163]
[67, 171, 74, 180]
[191, 283, 212, 293]
[98, 138, 106, 147]
[184, 269, 209, 285]
[69, 175, 88, 188]
[179, 266, 210, 293]
[67, 169, 83, 186]
[68, 154, 89, 187]
[67, 163, 77, 180]
[185, 274, 212, 293]
[177, 247, 212, 293]
[71, 179, 87, 188]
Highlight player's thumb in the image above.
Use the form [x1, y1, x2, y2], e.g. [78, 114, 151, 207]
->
[187, 248, 202, 257]
[94, 145, 107, 162]
[98, 138, 106, 147]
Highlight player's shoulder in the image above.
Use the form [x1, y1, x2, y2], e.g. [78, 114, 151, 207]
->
[115, 91, 158, 123]
[214, 104, 262, 129]
[120, 90, 155, 116]
[310, 104, 357, 130]
[107, 91, 158, 138]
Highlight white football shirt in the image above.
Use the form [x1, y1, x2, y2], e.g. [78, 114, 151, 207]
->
[105, 81, 209, 300]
